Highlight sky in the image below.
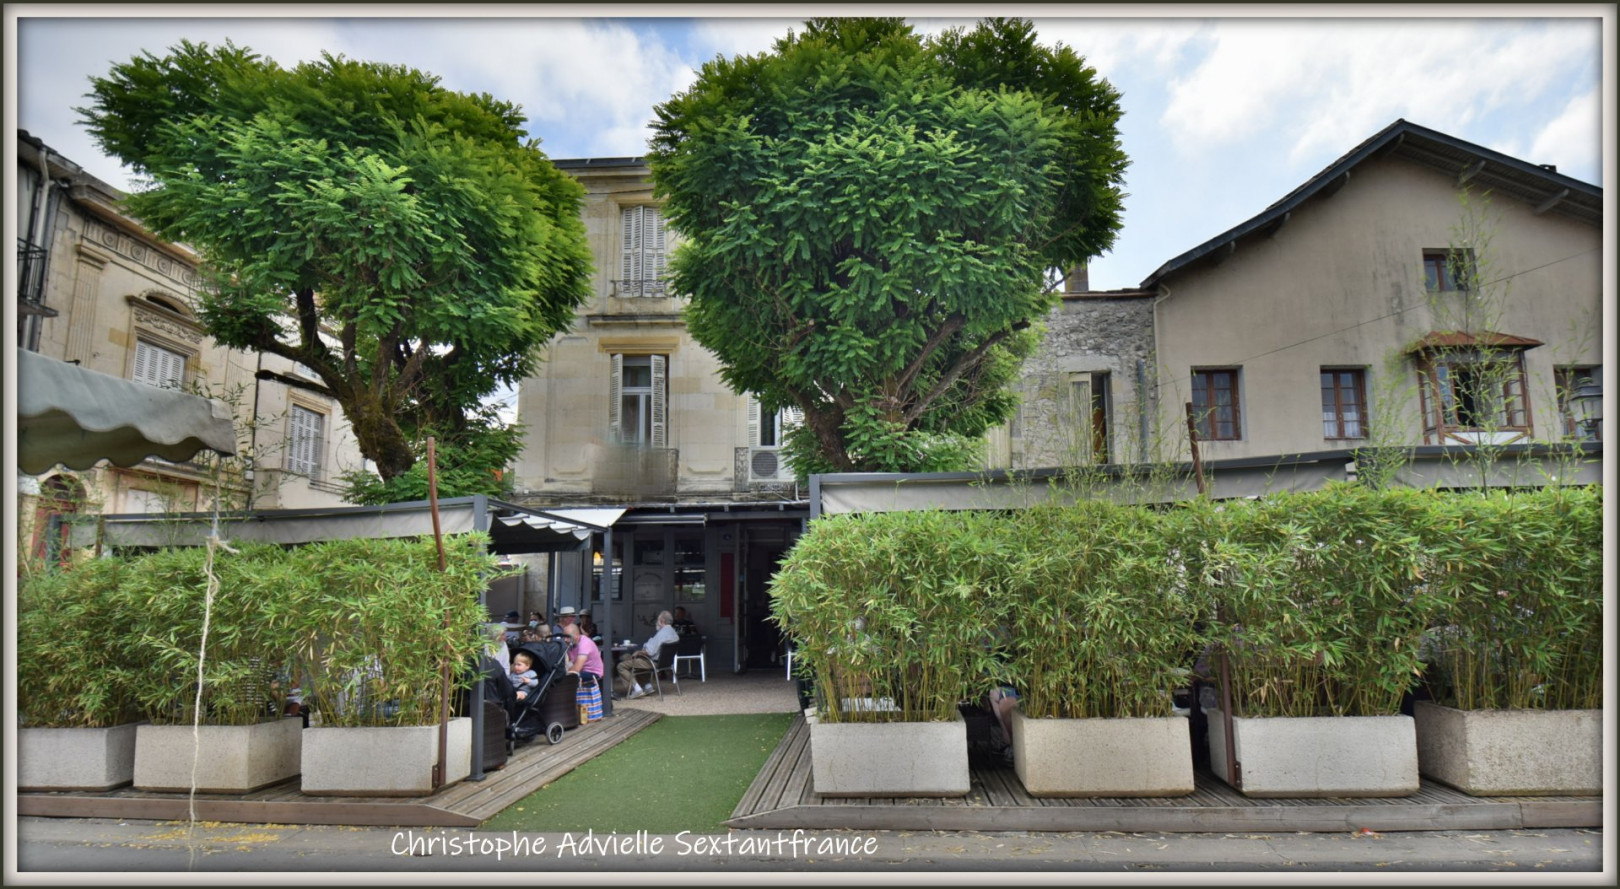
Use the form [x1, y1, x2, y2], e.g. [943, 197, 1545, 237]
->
[5, 5, 1612, 421]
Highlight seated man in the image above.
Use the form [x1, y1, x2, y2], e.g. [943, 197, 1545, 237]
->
[616, 610, 679, 699]
[671, 605, 698, 636]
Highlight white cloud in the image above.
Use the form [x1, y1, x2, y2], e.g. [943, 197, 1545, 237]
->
[689, 17, 799, 58]
[1031, 17, 1210, 81]
[1527, 88, 1601, 181]
[1160, 19, 1599, 168]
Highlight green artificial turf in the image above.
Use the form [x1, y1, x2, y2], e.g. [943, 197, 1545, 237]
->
[481, 712, 793, 834]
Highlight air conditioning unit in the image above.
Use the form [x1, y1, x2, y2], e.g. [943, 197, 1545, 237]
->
[746, 446, 794, 483]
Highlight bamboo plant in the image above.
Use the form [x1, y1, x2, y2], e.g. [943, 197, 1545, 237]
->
[17, 557, 142, 728]
[771, 510, 1013, 723]
[1008, 501, 1211, 720]
[1419, 485, 1602, 711]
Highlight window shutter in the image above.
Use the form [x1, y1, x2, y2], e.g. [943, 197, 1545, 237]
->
[650, 354, 667, 449]
[133, 340, 153, 384]
[609, 353, 624, 442]
[747, 395, 761, 446]
[621, 208, 642, 292]
[647, 208, 667, 290]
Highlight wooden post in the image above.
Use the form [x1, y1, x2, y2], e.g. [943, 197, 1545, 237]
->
[1185, 401, 1208, 496]
[428, 437, 449, 790]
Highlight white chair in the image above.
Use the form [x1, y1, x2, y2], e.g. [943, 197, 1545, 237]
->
[672, 634, 706, 683]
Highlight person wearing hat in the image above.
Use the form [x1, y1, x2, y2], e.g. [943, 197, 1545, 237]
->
[502, 610, 524, 647]
[552, 606, 578, 636]
[577, 608, 599, 640]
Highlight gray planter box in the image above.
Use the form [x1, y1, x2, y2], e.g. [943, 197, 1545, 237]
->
[1012, 710, 1193, 797]
[133, 718, 302, 793]
[18, 723, 141, 792]
[300, 717, 471, 797]
[811, 710, 968, 797]
[1414, 701, 1601, 796]
[1206, 708, 1418, 798]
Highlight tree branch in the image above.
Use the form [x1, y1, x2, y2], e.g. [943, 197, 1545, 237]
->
[902, 321, 1027, 425]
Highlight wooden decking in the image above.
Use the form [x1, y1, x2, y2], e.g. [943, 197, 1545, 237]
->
[18, 709, 660, 828]
[727, 716, 1602, 833]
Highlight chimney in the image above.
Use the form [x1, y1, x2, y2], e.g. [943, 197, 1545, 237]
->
[1064, 264, 1089, 294]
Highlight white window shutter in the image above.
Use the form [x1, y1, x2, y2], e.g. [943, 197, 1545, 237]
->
[650, 354, 667, 449]
[783, 406, 804, 430]
[648, 208, 667, 289]
[133, 340, 153, 384]
[747, 395, 761, 446]
[609, 353, 624, 442]
[621, 207, 642, 292]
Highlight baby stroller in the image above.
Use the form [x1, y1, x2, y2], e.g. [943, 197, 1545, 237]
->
[505, 637, 573, 746]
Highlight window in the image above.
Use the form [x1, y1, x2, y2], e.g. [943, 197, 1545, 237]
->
[286, 405, 327, 480]
[1417, 349, 1529, 440]
[1068, 372, 1112, 462]
[1556, 366, 1601, 439]
[1422, 249, 1474, 292]
[610, 354, 667, 447]
[131, 339, 186, 388]
[1320, 368, 1368, 439]
[1190, 369, 1241, 441]
[619, 206, 669, 296]
[747, 395, 804, 447]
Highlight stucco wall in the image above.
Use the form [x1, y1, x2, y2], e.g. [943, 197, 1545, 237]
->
[1151, 154, 1602, 462]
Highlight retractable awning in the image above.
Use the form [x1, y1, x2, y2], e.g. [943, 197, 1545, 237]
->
[17, 348, 238, 475]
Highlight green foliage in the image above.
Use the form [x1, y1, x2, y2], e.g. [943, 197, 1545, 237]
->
[17, 558, 141, 728]
[1419, 486, 1603, 711]
[80, 41, 591, 484]
[283, 535, 506, 726]
[770, 510, 1015, 722]
[1008, 503, 1210, 719]
[770, 485, 1600, 725]
[1198, 486, 1448, 718]
[340, 411, 521, 505]
[650, 17, 1127, 475]
[17, 534, 506, 729]
[105, 543, 303, 726]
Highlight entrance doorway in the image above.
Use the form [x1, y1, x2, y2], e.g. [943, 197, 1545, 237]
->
[742, 526, 794, 669]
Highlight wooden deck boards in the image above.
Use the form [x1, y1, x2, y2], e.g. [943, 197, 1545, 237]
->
[726, 716, 1602, 833]
[18, 709, 660, 828]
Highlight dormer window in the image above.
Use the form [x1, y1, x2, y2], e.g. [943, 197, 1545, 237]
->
[1411, 331, 1538, 444]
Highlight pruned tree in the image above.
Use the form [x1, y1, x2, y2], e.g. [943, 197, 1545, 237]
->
[80, 41, 592, 492]
[650, 17, 1127, 474]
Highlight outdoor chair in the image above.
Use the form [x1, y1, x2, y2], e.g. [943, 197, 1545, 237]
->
[672, 633, 707, 683]
[627, 643, 682, 700]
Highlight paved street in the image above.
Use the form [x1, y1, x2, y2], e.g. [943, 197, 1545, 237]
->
[9, 817, 1608, 876]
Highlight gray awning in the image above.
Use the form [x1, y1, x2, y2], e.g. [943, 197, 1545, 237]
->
[17, 348, 237, 475]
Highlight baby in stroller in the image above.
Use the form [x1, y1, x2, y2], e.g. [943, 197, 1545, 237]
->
[482, 637, 572, 747]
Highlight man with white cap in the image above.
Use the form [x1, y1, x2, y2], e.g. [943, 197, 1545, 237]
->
[552, 606, 578, 636]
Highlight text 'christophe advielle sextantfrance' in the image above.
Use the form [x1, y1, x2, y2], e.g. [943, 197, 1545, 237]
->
[391, 829, 881, 862]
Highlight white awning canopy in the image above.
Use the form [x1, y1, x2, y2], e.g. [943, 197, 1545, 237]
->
[495, 507, 627, 540]
[17, 348, 238, 475]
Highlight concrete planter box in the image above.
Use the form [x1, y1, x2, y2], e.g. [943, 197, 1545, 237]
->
[1414, 702, 1601, 796]
[1205, 708, 1418, 798]
[300, 717, 471, 797]
[810, 710, 968, 797]
[1011, 710, 1193, 797]
[133, 718, 302, 793]
[18, 723, 141, 792]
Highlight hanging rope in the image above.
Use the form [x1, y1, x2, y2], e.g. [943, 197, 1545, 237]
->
[187, 476, 236, 870]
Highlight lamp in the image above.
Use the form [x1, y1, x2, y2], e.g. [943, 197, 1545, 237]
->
[1571, 379, 1602, 441]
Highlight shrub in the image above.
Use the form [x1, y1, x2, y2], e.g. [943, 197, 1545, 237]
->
[770, 510, 1013, 722]
[284, 534, 503, 727]
[1008, 501, 1210, 719]
[17, 557, 141, 728]
[1419, 485, 1602, 711]
[1199, 486, 1445, 718]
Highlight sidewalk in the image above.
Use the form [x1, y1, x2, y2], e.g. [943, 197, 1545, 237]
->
[11, 816, 1609, 876]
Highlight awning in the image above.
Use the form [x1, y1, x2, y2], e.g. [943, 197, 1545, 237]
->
[17, 348, 237, 475]
[495, 507, 626, 540]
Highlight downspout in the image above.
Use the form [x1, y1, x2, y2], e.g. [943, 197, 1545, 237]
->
[22, 146, 58, 352]
[1135, 359, 1150, 463]
[1147, 283, 1175, 466]
[600, 526, 615, 718]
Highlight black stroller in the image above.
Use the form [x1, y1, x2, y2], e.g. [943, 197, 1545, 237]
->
[484, 637, 573, 748]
